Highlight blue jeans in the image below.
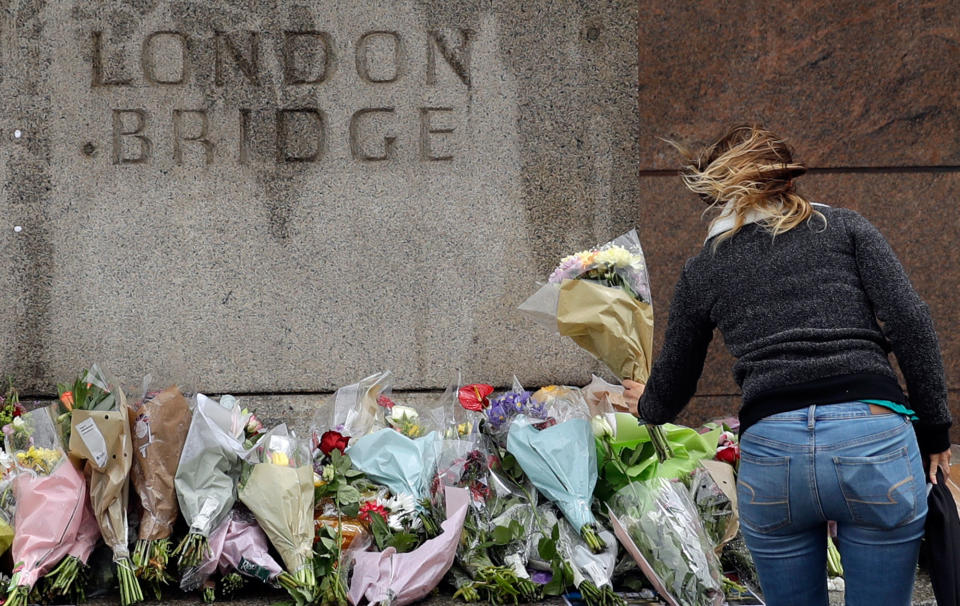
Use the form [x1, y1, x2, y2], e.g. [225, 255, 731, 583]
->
[737, 402, 927, 606]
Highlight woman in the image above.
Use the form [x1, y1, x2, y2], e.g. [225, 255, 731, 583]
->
[621, 125, 952, 606]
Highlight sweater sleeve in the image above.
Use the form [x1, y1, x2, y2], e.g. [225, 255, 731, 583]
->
[636, 265, 715, 424]
[843, 210, 952, 453]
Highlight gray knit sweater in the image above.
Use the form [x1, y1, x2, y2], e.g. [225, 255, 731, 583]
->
[636, 205, 952, 453]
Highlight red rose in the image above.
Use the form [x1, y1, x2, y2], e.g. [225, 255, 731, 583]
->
[319, 430, 350, 455]
[458, 384, 494, 412]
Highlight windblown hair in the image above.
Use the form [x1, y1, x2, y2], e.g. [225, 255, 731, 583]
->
[670, 124, 823, 247]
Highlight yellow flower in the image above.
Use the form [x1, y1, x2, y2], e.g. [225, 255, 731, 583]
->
[15, 446, 61, 475]
[270, 451, 290, 466]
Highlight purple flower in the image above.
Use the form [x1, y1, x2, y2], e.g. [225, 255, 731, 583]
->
[531, 570, 553, 585]
[548, 255, 586, 283]
[483, 390, 548, 432]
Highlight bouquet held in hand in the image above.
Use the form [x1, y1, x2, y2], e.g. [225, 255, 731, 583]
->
[519, 229, 671, 461]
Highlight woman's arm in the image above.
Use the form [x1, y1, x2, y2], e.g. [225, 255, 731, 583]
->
[628, 266, 715, 423]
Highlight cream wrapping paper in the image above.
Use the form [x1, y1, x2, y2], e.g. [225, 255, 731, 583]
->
[238, 464, 314, 574]
[556, 279, 654, 383]
[69, 389, 133, 561]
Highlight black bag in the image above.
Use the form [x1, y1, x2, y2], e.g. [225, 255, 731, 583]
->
[921, 468, 960, 606]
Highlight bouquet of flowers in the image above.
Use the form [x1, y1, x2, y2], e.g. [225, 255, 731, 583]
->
[348, 485, 470, 606]
[478, 382, 550, 446]
[128, 385, 192, 595]
[174, 394, 249, 568]
[519, 230, 671, 461]
[608, 479, 724, 606]
[524, 505, 621, 606]
[180, 506, 284, 602]
[312, 428, 377, 606]
[0, 458, 14, 557]
[0, 379, 26, 435]
[238, 425, 316, 598]
[505, 408, 606, 553]
[432, 438, 541, 605]
[67, 380, 144, 606]
[4, 408, 90, 606]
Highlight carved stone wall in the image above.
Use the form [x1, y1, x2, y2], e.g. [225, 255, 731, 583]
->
[0, 1, 637, 393]
[1, 1, 957, 441]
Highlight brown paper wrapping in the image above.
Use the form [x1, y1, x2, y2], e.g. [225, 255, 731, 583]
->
[128, 386, 192, 541]
[556, 279, 655, 382]
[69, 389, 134, 560]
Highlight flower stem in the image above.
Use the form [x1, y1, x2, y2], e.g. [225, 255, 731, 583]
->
[44, 555, 88, 600]
[646, 424, 673, 462]
[117, 557, 144, 606]
[173, 533, 208, 568]
[4, 584, 30, 606]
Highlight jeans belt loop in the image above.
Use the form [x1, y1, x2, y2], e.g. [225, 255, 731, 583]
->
[807, 404, 816, 430]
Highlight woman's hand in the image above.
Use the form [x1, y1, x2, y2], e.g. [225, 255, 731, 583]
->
[929, 448, 952, 484]
[620, 380, 645, 416]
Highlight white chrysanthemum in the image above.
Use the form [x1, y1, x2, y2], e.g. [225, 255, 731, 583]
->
[386, 492, 417, 515]
[596, 246, 633, 268]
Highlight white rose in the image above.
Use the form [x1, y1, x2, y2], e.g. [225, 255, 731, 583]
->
[591, 415, 614, 438]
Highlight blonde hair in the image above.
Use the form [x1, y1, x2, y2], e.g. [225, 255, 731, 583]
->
[669, 125, 823, 247]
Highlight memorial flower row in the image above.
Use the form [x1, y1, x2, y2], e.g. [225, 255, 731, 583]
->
[0, 370, 764, 606]
[0, 230, 804, 605]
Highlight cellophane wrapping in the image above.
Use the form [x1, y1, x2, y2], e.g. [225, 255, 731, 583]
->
[608, 479, 723, 606]
[238, 425, 315, 576]
[175, 394, 249, 539]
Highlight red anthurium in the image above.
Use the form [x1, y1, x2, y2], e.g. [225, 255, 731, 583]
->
[319, 430, 351, 455]
[458, 384, 494, 412]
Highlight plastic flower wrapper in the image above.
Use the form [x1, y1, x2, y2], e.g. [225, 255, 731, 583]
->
[42, 486, 100, 602]
[349, 485, 470, 606]
[594, 409, 723, 502]
[174, 393, 250, 568]
[312, 371, 393, 438]
[4, 407, 88, 606]
[686, 461, 738, 552]
[128, 383, 192, 593]
[519, 229, 671, 462]
[524, 505, 621, 606]
[432, 439, 541, 605]
[238, 424, 316, 597]
[181, 506, 283, 594]
[68, 382, 143, 606]
[608, 479, 724, 606]
[506, 414, 606, 553]
[348, 427, 440, 501]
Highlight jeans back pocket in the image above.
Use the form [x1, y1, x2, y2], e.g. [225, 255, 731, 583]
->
[737, 453, 791, 533]
[833, 446, 920, 529]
